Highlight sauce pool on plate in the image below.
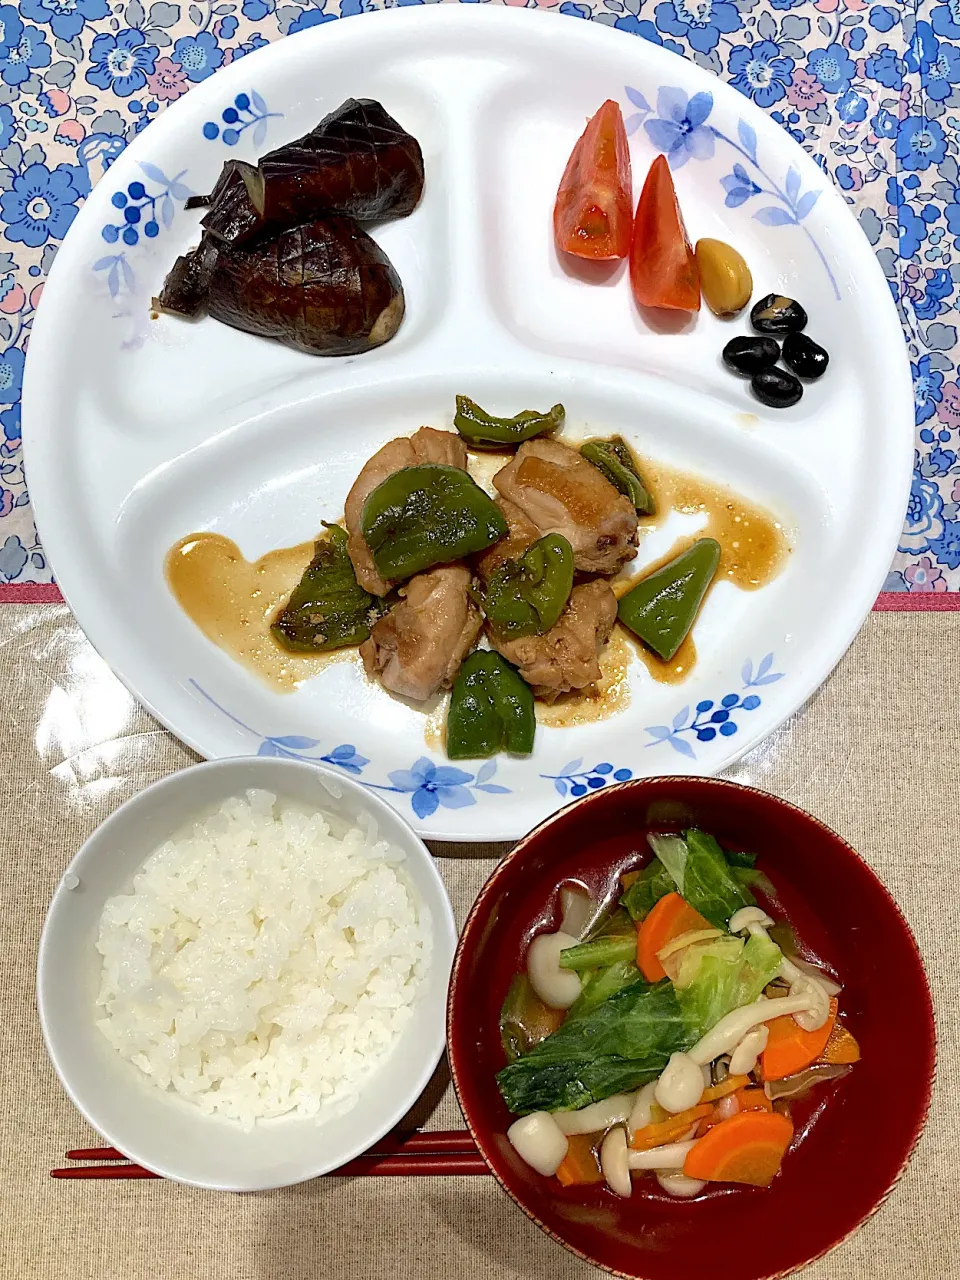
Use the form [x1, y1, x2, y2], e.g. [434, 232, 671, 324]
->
[165, 533, 357, 691]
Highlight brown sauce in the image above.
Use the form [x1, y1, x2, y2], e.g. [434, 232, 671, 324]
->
[636, 456, 789, 591]
[627, 629, 697, 686]
[165, 533, 357, 692]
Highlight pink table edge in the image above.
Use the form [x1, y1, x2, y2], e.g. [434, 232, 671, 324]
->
[0, 585, 953, 610]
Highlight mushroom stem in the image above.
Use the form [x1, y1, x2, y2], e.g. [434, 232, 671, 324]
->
[729, 1024, 769, 1076]
[627, 1081, 659, 1137]
[728, 906, 832, 1032]
[689, 993, 819, 1066]
[628, 1140, 697, 1171]
[600, 1127, 632, 1197]
[554, 1093, 636, 1136]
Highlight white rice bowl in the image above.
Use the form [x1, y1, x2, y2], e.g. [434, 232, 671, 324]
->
[94, 789, 431, 1131]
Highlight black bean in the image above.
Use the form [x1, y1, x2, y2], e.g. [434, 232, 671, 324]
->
[722, 335, 781, 376]
[751, 367, 803, 409]
[750, 293, 808, 335]
[782, 331, 829, 379]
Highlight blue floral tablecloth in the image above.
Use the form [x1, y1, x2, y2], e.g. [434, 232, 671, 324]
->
[0, 0, 946, 590]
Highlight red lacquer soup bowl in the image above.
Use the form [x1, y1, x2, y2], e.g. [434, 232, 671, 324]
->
[447, 778, 935, 1280]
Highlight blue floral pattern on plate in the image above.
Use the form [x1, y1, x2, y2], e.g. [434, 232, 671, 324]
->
[92, 161, 192, 320]
[644, 652, 785, 758]
[202, 88, 281, 144]
[98, 160, 191, 247]
[190, 679, 511, 820]
[541, 760, 633, 798]
[625, 83, 838, 297]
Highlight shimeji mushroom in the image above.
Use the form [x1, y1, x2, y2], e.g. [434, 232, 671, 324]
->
[553, 1093, 636, 1135]
[627, 1081, 659, 1137]
[627, 1140, 698, 1171]
[526, 931, 582, 1009]
[558, 884, 602, 940]
[688, 990, 824, 1066]
[729, 1024, 770, 1076]
[728, 907, 833, 1032]
[655, 1052, 705, 1114]
[506, 1112, 568, 1176]
[656, 1170, 707, 1197]
[600, 1127, 632, 1197]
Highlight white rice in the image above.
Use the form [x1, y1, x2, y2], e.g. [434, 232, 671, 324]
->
[94, 789, 430, 1129]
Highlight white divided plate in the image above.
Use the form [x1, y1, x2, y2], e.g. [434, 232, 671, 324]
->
[23, 6, 913, 841]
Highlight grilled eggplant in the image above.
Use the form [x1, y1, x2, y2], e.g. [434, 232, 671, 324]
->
[259, 97, 424, 226]
[158, 96, 417, 352]
[188, 98, 424, 248]
[205, 215, 404, 355]
[188, 160, 265, 247]
[155, 235, 220, 317]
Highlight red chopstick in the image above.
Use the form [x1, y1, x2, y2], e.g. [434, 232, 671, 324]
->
[52, 1129, 488, 1180]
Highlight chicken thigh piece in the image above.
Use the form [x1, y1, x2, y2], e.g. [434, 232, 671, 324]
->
[473, 497, 540, 582]
[490, 580, 617, 701]
[345, 427, 468, 594]
[360, 563, 482, 701]
[493, 438, 638, 574]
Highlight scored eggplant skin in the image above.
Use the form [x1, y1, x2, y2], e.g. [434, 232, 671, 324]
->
[259, 98, 424, 227]
[194, 160, 264, 246]
[155, 235, 220, 317]
[186, 99, 424, 249]
[205, 215, 404, 356]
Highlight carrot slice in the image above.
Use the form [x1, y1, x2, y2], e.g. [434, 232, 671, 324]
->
[636, 892, 712, 981]
[684, 1111, 794, 1187]
[630, 1103, 712, 1151]
[556, 1133, 604, 1186]
[820, 1022, 861, 1065]
[733, 1086, 773, 1114]
[701, 1074, 750, 1103]
[760, 998, 838, 1081]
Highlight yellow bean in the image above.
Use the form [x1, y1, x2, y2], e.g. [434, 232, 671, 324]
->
[695, 238, 753, 317]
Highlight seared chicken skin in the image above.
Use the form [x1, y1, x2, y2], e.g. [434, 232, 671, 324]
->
[493, 438, 638, 574]
[360, 564, 482, 701]
[345, 426, 468, 594]
[490, 580, 617, 702]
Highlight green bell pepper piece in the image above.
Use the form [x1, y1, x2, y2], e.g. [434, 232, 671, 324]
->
[272, 524, 383, 653]
[580, 437, 655, 516]
[617, 537, 721, 661]
[446, 650, 535, 759]
[482, 534, 574, 639]
[453, 395, 564, 449]
[360, 464, 508, 582]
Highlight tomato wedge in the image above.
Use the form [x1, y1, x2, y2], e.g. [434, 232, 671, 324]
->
[554, 100, 632, 261]
[629, 154, 700, 312]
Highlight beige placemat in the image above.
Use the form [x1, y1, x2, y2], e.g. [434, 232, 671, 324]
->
[0, 606, 954, 1280]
